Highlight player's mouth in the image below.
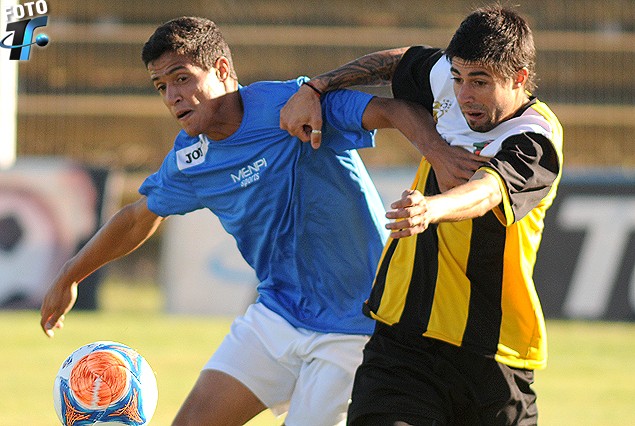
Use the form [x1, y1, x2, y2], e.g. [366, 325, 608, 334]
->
[459, 105, 493, 131]
[462, 109, 485, 121]
[176, 109, 193, 120]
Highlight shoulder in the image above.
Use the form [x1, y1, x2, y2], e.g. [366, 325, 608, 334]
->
[173, 130, 201, 150]
[400, 46, 444, 66]
[522, 99, 564, 167]
[479, 99, 561, 154]
[487, 101, 563, 176]
[526, 99, 563, 143]
[393, 46, 444, 107]
[241, 77, 307, 102]
[510, 99, 563, 157]
[322, 88, 373, 106]
[395, 46, 444, 80]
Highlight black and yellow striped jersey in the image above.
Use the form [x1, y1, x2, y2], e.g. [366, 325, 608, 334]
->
[364, 46, 564, 370]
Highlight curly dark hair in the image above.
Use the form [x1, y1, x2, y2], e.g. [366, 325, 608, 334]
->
[445, 5, 536, 91]
[142, 16, 236, 79]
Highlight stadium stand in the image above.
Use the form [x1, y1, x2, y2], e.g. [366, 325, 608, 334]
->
[14, 0, 635, 170]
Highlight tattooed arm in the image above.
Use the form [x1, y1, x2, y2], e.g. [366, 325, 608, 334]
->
[308, 47, 407, 93]
[279, 47, 485, 191]
[280, 48, 408, 147]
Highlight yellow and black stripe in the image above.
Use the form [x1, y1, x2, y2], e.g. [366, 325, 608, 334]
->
[365, 101, 563, 370]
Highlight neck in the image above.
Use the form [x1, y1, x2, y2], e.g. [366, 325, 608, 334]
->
[509, 88, 531, 117]
[205, 89, 243, 140]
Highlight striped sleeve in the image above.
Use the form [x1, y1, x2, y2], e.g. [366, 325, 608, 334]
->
[484, 132, 560, 224]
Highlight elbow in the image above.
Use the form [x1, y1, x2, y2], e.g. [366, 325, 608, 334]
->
[471, 171, 503, 217]
[478, 186, 503, 218]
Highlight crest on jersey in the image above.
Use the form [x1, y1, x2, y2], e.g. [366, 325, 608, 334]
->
[433, 98, 453, 122]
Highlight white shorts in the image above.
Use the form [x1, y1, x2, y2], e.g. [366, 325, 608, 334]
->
[204, 302, 369, 426]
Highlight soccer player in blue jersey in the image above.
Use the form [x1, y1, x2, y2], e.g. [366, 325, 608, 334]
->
[39, 16, 482, 426]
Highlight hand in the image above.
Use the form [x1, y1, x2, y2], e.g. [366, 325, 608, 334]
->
[40, 280, 78, 337]
[429, 145, 489, 192]
[385, 189, 430, 239]
[280, 83, 323, 149]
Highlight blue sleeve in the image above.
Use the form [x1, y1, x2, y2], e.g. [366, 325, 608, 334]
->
[320, 89, 376, 153]
[138, 149, 203, 217]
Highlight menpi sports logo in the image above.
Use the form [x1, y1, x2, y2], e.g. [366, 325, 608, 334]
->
[1, 1, 49, 60]
[231, 158, 268, 188]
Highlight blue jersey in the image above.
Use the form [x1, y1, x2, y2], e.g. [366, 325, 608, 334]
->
[139, 78, 387, 334]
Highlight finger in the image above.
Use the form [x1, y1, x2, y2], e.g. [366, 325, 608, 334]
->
[300, 125, 312, 142]
[42, 313, 64, 337]
[279, 111, 289, 131]
[390, 189, 424, 210]
[389, 197, 411, 210]
[386, 217, 417, 229]
[287, 126, 310, 143]
[386, 205, 428, 227]
[279, 100, 300, 134]
[42, 316, 57, 337]
[470, 152, 490, 162]
[450, 145, 488, 162]
[389, 225, 427, 239]
[310, 128, 323, 149]
[385, 206, 424, 220]
[386, 217, 427, 238]
[281, 112, 312, 142]
[308, 113, 323, 149]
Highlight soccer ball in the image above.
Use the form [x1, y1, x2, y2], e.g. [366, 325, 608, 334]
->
[53, 341, 158, 425]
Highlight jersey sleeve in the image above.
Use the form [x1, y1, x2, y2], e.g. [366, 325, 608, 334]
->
[482, 132, 560, 225]
[392, 46, 444, 112]
[138, 146, 203, 217]
[319, 89, 376, 152]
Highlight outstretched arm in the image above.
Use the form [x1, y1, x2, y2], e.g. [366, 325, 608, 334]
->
[362, 97, 488, 191]
[40, 196, 164, 337]
[308, 47, 408, 93]
[280, 48, 408, 148]
[385, 171, 502, 239]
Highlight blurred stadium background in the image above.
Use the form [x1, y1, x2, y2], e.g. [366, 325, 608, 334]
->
[8, 0, 635, 167]
[4, 0, 633, 317]
[12, 0, 635, 169]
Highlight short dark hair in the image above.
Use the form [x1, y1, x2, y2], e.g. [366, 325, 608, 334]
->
[445, 5, 536, 91]
[142, 16, 236, 78]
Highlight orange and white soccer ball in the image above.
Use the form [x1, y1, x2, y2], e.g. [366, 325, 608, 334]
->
[53, 341, 158, 425]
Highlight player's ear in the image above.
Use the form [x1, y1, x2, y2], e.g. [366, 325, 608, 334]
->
[214, 57, 231, 81]
[514, 67, 529, 88]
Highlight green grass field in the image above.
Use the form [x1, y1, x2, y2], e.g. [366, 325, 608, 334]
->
[1, 279, 634, 425]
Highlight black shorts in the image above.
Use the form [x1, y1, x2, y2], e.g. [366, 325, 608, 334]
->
[347, 323, 537, 426]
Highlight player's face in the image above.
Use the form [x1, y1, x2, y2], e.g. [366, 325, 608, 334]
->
[450, 58, 528, 133]
[148, 51, 227, 136]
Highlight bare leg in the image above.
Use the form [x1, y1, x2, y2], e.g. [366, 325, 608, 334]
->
[172, 369, 267, 426]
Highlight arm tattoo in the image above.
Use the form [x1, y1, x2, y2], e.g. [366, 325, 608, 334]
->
[314, 47, 407, 91]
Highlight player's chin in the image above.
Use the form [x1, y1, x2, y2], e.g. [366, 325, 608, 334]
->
[178, 119, 202, 137]
[181, 126, 201, 137]
[466, 118, 496, 133]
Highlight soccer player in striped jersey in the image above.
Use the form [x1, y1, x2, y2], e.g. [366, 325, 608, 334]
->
[281, 5, 563, 425]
